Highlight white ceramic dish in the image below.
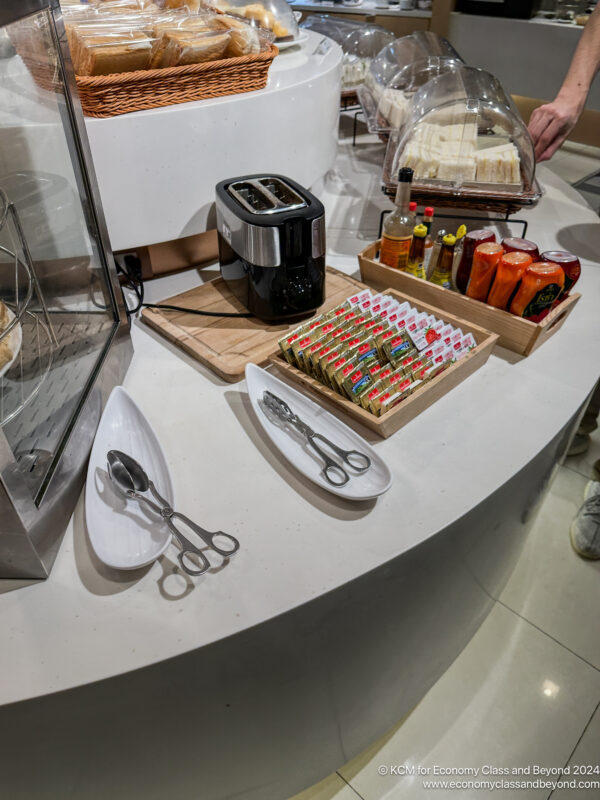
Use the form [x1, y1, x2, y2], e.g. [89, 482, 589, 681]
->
[277, 31, 309, 51]
[245, 364, 392, 501]
[85, 386, 174, 570]
[0, 307, 23, 380]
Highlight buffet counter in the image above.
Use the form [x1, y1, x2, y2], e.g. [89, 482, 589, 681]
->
[0, 156, 599, 799]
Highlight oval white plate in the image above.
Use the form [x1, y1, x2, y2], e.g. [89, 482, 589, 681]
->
[0, 307, 23, 380]
[245, 364, 392, 501]
[277, 31, 309, 51]
[85, 386, 174, 570]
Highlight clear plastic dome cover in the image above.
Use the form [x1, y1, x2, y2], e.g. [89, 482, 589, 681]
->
[208, 0, 299, 40]
[373, 56, 463, 133]
[365, 31, 463, 101]
[384, 66, 536, 197]
[339, 26, 395, 90]
[300, 14, 363, 46]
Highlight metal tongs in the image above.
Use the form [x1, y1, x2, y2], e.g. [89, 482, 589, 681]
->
[262, 391, 371, 487]
[107, 450, 240, 576]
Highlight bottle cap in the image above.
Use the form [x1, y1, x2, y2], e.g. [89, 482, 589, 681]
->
[424, 206, 434, 216]
[443, 234, 457, 246]
[409, 201, 417, 212]
[398, 167, 414, 183]
[455, 224, 467, 240]
[413, 224, 427, 238]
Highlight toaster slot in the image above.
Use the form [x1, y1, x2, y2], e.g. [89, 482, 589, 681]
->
[228, 181, 275, 214]
[258, 178, 307, 211]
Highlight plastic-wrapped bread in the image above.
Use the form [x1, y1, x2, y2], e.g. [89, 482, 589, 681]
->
[150, 15, 217, 67]
[163, 0, 202, 11]
[161, 29, 230, 65]
[213, 14, 260, 56]
[76, 30, 154, 75]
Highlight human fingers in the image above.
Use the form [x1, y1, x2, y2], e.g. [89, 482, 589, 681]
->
[528, 105, 552, 144]
[534, 116, 565, 160]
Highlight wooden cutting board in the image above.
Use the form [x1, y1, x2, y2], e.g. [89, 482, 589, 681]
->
[140, 267, 366, 382]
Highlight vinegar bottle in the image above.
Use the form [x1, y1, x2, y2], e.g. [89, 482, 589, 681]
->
[380, 167, 414, 270]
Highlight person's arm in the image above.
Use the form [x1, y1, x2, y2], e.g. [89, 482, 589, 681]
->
[528, 5, 600, 162]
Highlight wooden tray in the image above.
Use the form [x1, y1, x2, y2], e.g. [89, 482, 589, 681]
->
[269, 287, 498, 439]
[140, 267, 366, 382]
[358, 240, 581, 357]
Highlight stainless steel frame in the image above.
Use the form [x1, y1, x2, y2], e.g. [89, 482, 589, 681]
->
[0, 0, 132, 579]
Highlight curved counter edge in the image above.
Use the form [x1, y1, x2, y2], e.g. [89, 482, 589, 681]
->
[0, 408, 579, 800]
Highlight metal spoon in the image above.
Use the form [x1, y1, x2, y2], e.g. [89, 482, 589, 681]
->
[107, 450, 240, 577]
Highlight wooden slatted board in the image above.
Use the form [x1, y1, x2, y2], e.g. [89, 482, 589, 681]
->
[140, 267, 365, 382]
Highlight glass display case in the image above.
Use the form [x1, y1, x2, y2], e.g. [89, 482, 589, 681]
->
[0, 0, 131, 579]
[382, 66, 540, 210]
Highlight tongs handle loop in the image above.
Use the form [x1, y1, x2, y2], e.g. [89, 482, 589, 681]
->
[312, 433, 371, 473]
[307, 436, 349, 487]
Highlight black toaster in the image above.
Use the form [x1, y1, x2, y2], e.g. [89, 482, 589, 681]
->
[215, 174, 326, 323]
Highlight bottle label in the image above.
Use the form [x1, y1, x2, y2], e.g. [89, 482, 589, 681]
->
[407, 259, 426, 280]
[523, 283, 563, 321]
[380, 234, 411, 270]
[430, 268, 452, 290]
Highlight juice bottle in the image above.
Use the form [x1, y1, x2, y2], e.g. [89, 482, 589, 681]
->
[465, 242, 504, 302]
[455, 229, 496, 294]
[487, 251, 532, 310]
[502, 237, 540, 262]
[380, 167, 414, 270]
[429, 233, 456, 289]
[407, 224, 428, 279]
[509, 262, 565, 321]
[541, 250, 581, 296]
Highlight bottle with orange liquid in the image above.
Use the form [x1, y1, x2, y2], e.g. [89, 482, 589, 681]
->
[487, 251, 533, 310]
[510, 262, 565, 321]
[380, 168, 414, 271]
[466, 242, 504, 302]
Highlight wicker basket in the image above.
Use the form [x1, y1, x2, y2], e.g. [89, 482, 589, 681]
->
[75, 44, 278, 118]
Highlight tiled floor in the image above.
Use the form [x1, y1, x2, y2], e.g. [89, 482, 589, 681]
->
[289, 124, 600, 800]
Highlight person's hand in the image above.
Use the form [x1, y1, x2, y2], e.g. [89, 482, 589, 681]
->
[528, 97, 582, 162]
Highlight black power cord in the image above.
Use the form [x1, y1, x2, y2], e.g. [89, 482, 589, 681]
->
[117, 255, 254, 319]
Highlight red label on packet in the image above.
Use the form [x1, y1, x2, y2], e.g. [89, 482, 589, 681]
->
[351, 370, 364, 384]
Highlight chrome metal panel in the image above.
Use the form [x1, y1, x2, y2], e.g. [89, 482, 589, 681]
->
[216, 198, 281, 268]
[227, 178, 307, 216]
[311, 215, 326, 259]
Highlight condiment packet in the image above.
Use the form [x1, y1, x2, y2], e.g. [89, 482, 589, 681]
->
[347, 289, 372, 307]
[343, 367, 373, 404]
[325, 301, 352, 320]
[383, 334, 415, 365]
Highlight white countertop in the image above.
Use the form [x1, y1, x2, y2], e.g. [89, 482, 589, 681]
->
[1, 155, 600, 707]
[290, 0, 431, 17]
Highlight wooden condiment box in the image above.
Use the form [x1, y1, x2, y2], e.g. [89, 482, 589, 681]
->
[358, 240, 581, 357]
[270, 287, 498, 439]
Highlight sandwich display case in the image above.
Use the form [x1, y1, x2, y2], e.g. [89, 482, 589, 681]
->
[0, 0, 131, 579]
[382, 66, 541, 211]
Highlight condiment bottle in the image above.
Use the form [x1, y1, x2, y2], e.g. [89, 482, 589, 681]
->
[465, 242, 504, 302]
[509, 262, 565, 321]
[408, 201, 417, 228]
[502, 237, 540, 262]
[380, 167, 414, 270]
[426, 229, 445, 280]
[422, 208, 435, 274]
[429, 233, 456, 289]
[487, 251, 533, 310]
[455, 229, 497, 294]
[407, 224, 428, 279]
[541, 250, 581, 296]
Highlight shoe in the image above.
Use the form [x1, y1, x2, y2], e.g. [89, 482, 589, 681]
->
[570, 481, 600, 559]
[568, 432, 591, 457]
